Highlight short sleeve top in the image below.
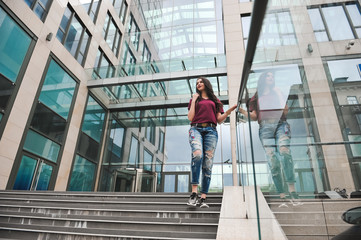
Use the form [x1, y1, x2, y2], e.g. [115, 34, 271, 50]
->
[188, 98, 224, 125]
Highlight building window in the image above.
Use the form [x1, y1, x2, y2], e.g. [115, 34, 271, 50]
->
[347, 96, 359, 105]
[128, 135, 139, 167]
[113, 0, 128, 24]
[68, 95, 106, 191]
[242, 10, 297, 48]
[241, 14, 251, 48]
[142, 41, 151, 62]
[93, 48, 115, 79]
[145, 120, 155, 144]
[24, 0, 52, 21]
[308, 2, 361, 42]
[12, 59, 78, 191]
[0, 5, 33, 135]
[129, 14, 140, 51]
[56, 5, 91, 66]
[158, 129, 164, 153]
[103, 12, 122, 57]
[121, 42, 136, 75]
[80, 0, 101, 23]
[144, 148, 153, 171]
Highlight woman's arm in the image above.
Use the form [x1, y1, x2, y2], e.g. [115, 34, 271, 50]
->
[216, 104, 237, 123]
[188, 93, 199, 121]
[239, 107, 258, 121]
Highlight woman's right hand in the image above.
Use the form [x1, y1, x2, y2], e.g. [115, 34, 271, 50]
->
[192, 93, 199, 101]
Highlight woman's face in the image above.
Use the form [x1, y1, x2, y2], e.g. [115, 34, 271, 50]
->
[265, 72, 274, 86]
[196, 79, 205, 92]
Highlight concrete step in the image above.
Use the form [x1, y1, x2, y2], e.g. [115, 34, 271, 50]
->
[0, 191, 223, 203]
[0, 204, 220, 219]
[0, 222, 217, 240]
[268, 198, 361, 239]
[0, 190, 220, 239]
[0, 199, 221, 212]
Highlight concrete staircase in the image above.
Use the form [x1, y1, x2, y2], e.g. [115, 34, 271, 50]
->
[0, 191, 222, 240]
[268, 197, 361, 240]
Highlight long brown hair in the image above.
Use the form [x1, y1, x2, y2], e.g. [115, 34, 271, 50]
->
[196, 77, 223, 112]
[254, 71, 275, 99]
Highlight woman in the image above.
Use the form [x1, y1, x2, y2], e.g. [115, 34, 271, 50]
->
[187, 77, 237, 208]
[239, 72, 299, 204]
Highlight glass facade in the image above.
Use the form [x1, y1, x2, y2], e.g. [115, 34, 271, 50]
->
[68, 95, 106, 191]
[24, 0, 52, 21]
[56, 5, 91, 65]
[12, 59, 78, 190]
[0, 5, 33, 137]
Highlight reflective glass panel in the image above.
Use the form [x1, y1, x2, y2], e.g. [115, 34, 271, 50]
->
[0, 7, 31, 82]
[24, 130, 60, 163]
[68, 155, 96, 191]
[35, 162, 53, 190]
[13, 155, 37, 190]
[144, 148, 153, 171]
[177, 174, 189, 192]
[128, 135, 139, 167]
[39, 60, 77, 120]
[322, 5, 354, 41]
[82, 96, 106, 142]
[164, 174, 175, 192]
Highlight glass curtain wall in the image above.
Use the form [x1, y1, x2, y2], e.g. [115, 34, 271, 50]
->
[0, 5, 33, 138]
[99, 105, 233, 193]
[12, 59, 78, 190]
[68, 95, 106, 191]
[237, 0, 361, 239]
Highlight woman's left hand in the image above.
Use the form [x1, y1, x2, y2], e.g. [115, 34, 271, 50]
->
[229, 104, 237, 112]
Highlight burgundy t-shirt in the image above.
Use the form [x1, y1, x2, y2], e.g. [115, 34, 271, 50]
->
[248, 93, 286, 123]
[188, 98, 224, 125]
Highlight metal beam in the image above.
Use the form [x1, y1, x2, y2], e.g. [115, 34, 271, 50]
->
[107, 95, 229, 111]
[87, 67, 227, 88]
[237, 0, 269, 106]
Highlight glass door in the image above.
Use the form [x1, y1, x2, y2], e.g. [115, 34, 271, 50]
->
[13, 154, 53, 190]
[162, 172, 190, 193]
[114, 168, 137, 192]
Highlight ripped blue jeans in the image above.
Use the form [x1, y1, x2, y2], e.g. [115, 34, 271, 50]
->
[189, 126, 218, 194]
[259, 120, 295, 194]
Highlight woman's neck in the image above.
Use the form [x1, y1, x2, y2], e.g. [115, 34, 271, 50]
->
[201, 92, 208, 99]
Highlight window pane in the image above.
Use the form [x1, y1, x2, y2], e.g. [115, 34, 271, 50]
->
[315, 31, 329, 42]
[39, 60, 77, 120]
[57, 7, 72, 40]
[0, 7, 32, 82]
[68, 155, 96, 191]
[322, 5, 354, 40]
[144, 149, 153, 171]
[23, 130, 60, 163]
[24, 0, 35, 7]
[35, 162, 53, 190]
[346, 4, 361, 27]
[30, 102, 67, 143]
[77, 132, 100, 162]
[128, 136, 139, 166]
[34, 3, 46, 20]
[241, 15, 251, 39]
[64, 17, 82, 56]
[308, 8, 326, 31]
[13, 155, 37, 190]
[0, 74, 15, 112]
[82, 96, 106, 142]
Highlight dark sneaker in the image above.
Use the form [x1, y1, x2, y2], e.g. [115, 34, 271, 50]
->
[187, 192, 198, 206]
[199, 198, 209, 208]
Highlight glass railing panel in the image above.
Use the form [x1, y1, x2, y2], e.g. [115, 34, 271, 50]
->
[237, 0, 361, 239]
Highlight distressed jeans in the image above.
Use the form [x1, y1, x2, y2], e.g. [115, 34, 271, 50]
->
[189, 126, 218, 194]
[259, 120, 295, 193]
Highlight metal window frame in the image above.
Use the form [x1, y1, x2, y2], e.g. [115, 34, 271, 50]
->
[6, 54, 80, 190]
